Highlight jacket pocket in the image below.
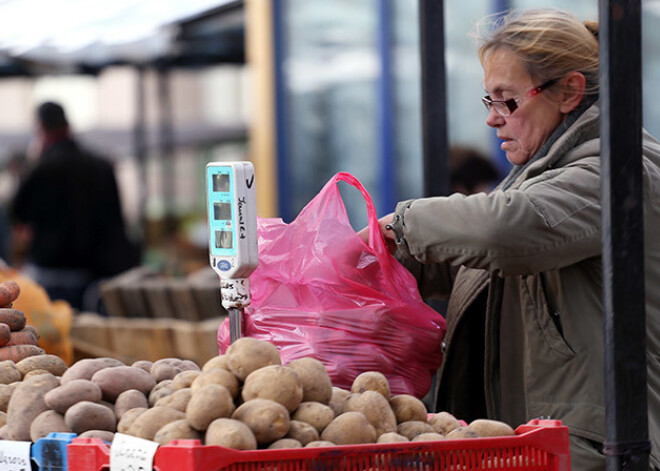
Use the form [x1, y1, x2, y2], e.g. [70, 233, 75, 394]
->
[524, 275, 576, 359]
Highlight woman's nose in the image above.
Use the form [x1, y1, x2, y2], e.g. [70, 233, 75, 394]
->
[485, 107, 504, 128]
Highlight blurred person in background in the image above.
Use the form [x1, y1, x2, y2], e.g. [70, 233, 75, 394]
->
[10, 101, 139, 311]
[0, 153, 28, 263]
[449, 146, 501, 195]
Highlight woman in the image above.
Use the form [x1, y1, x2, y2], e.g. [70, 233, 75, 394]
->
[360, 9, 660, 469]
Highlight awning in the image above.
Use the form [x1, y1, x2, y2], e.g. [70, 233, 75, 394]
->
[0, 0, 244, 75]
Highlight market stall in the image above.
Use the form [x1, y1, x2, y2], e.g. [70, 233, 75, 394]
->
[0, 0, 652, 470]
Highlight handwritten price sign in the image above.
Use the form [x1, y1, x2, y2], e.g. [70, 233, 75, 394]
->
[110, 433, 159, 471]
[0, 441, 31, 471]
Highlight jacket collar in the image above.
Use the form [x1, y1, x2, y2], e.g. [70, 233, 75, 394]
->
[500, 99, 601, 190]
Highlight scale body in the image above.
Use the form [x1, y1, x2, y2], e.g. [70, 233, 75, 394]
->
[206, 161, 258, 342]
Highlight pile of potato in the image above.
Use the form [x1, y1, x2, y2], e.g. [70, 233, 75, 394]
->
[0, 281, 45, 362]
[0, 336, 516, 448]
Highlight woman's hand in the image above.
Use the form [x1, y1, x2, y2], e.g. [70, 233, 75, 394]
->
[357, 212, 398, 254]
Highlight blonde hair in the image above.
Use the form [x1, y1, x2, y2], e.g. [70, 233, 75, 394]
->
[478, 9, 600, 97]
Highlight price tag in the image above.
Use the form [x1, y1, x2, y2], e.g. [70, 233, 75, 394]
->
[110, 433, 159, 471]
[0, 440, 31, 471]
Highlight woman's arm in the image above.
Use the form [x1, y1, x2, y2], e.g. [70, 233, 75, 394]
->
[389, 160, 602, 276]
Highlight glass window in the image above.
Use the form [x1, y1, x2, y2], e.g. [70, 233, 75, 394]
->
[283, 0, 378, 228]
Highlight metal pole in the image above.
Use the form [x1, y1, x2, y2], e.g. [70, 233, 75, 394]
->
[134, 66, 147, 237]
[599, 0, 649, 469]
[377, 0, 396, 213]
[272, 0, 292, 221]
[157, 67, 176, 236]
[418, 0, 449, 197]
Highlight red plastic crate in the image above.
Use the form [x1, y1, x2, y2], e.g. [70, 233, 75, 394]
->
[67, 419, 570, 471]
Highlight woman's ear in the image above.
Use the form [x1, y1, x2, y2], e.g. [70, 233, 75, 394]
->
[559, 72, 586, 114]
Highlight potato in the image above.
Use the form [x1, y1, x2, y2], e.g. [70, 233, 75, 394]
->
[155, 388, 191, 413]
[24, 369, 54, 380]
[0, 425, 8, 439]
[203, 355, 229, 372]
[469, 419, 515, 437]
[343, 391, 397, 436]
[61, 358, 124, 384]
[232, 398, 290, 445]
[44, 379, 103, 414]
[305, 440, 335, 447]
[0, 383, 17, 412]
[389, 395, 427, 424]
[286, 358, 332, 404]
[65, 401, 116, 434]
[428, 411, 461, 435]
[128, 406, 185, 440]
[351, 372, 390, 400]
[397, 421, 434, 440]
[242, 365, 303, 412]
[0, 361, 21, 384]
[186, 384, 234, 431]
[117, 407, 148, 434]
[114, 390, 149, 420]
[92, 366, 156, 401]
[291, 402, 334, 434]
[149, 359, 200, 383]
[6, 373, 59, 440]
[30, 410, 70, 441]
[16, 354, 67, 377]
[180, 360, 200, 372]
[190, 368, 239, 399]
[0, 411, 6, 428]
[412, 432, 445, 442]
[268, 438, 302, 449]
[329, 387, 350, 416]
[205, 418, 257, 450]
[171, 371, 200, 390]
[321, 411, 376, 445]
[79, 430, 115, 442]
[149, 380, 174, 406]
[446, 426, 481, 439]
[377, 432, 409, 443]
[153, 419, 201, 445]
[151, 361, 179, 383]
[99, 400, 115, 415]
[226, 338, 281, 381]
[286, 420, 319, 446]
[131, 360, 153, 374]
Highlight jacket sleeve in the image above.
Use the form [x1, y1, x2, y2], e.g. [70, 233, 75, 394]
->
[391, 158, 602, 276]
[394, 254, 456, 300]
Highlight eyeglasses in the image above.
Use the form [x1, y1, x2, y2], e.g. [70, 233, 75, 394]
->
[482, 78, 557, 116]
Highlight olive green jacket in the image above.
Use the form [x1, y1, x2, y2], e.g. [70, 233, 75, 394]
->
[391, 103, 660, 466]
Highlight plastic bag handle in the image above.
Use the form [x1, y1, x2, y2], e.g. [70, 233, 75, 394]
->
[331, 172, 391, 258]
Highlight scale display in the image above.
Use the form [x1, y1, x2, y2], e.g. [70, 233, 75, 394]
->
[206, 166, 236, 259]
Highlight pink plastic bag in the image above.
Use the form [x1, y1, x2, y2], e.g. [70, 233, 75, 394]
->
[218, 172, 446, 398]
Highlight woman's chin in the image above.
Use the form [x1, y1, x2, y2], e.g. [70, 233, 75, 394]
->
[505, 151, 531, 166]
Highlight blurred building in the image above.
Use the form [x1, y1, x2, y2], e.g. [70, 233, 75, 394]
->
[1, 0, 659, 250]
[267, 0, 660, 228]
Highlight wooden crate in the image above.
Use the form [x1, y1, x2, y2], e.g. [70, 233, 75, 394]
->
[100, 268, 225, 321]
[71, 313, 224, 366]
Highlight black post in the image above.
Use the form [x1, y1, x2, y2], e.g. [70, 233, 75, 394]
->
[418, 0, 449, 197]
[599, 0, 649, 469]
[134, 66, 147, 237]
